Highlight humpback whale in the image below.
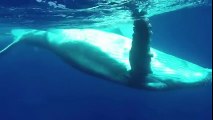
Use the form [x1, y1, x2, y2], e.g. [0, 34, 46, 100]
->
[0, 27, 211, 90]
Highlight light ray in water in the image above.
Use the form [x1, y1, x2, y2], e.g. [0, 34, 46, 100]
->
[0, 0, 211, 28]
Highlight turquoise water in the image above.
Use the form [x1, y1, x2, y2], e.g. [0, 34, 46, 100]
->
[0, 0, 212, 120]
[0, 0, 211, 29]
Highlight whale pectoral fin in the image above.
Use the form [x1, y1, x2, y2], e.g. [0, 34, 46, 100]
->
[146, 82, 167, 90]
[0, 40, 19, 57]
[129, 10, 153, 85]
[0, 29, 31, 57]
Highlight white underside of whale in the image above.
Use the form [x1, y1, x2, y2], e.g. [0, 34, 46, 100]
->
[1, 29, 211, 90]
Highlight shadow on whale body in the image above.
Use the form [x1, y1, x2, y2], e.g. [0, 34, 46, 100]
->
[0, 29, 212, 90]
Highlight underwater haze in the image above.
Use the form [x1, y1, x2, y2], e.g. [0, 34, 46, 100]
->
[0, 0, 212, 120]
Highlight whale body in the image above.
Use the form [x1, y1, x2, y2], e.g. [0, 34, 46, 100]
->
[1, 29, 212, 90]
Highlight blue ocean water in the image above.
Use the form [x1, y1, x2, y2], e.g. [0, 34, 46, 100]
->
[0, 0, 212, 120]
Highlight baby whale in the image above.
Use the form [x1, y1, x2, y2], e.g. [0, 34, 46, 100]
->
[0, 28, 212, 90]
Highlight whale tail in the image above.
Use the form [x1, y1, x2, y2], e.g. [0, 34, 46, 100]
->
[0, 29, 29, 56]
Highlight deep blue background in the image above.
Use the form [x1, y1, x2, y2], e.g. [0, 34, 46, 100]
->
[0, 3, 212, 120]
